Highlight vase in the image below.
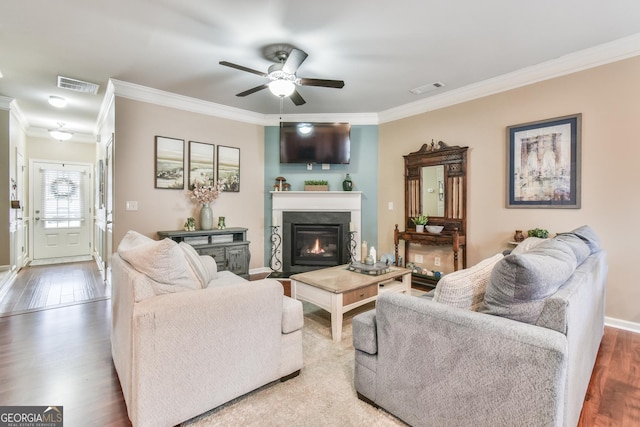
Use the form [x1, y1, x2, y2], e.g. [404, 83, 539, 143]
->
[342, 173, 353, 191]
[416, 224, 425, 233]
[514, 230, 525, 242]
[200, 204, 213, 230]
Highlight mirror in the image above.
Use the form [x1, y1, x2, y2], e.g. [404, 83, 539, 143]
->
[403, 141, 468, 231]
[421, 165, 445, 217]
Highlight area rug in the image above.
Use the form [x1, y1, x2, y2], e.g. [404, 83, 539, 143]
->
[182, 301, 407, 427]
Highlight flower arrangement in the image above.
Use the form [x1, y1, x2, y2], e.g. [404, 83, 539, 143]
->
[188, 179, 225, 205]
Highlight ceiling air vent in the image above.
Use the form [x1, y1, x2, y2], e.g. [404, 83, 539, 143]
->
[57, 76, 100, 95]
[409, 81, 446, 95]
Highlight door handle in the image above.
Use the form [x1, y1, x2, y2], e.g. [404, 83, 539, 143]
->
[35, 217, 40, 221]
[106, 220, 113, 224]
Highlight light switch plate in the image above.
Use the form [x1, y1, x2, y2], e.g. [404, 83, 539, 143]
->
[126, 201, 138, 211]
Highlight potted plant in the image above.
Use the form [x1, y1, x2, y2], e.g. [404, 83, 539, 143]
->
[411, 214, 428, 232]
[304, 180, 329, 191]
[528, 228, 550, 238]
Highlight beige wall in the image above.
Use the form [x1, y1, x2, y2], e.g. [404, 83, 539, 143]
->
[379, 56, 640, 323]
[0, 108, 9, 266]
[113, 97, 266, 269]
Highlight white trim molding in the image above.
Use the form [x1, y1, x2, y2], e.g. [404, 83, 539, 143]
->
[605, 316, 640, 334]
[378, 33, 640, 123]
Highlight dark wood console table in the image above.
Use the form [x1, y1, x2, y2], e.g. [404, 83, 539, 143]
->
[158, 228, 250, 279]
[394, 224, 466, 274]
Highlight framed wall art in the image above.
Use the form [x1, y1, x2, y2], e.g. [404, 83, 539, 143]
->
[217, 145, 240, 192]
[155, 136, 185, 189]
[506, 114, 581, 208]
[188, 141, 215, 189]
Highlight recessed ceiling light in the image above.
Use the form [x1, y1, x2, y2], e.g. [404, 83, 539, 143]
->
[48, 96, 67, 108]
[409, 81, 446, 95]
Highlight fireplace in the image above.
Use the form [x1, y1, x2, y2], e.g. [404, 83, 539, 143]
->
[283, 211, 350, 273]
[271, 191, 362, 273]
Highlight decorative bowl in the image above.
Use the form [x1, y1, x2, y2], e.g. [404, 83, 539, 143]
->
[426, 225, 444, 234]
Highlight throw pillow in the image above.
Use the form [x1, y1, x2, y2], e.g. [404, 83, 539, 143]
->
[510, 237, 546, 255]
[568, 225, 601, 254]
[554, 233, 590, 264]
[117, 230, 154, 252]
[433, 253, 504, 311]
[179, 242, 211, 288]
[481, 238, 578, 324]
[119, 237, 202, 294]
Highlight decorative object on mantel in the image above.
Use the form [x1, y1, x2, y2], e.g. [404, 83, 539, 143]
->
[342, 173, 353, 191]
[187, 179, 225, 230]
[217, 216, 226, 229]
[304, 180, 329, 191]
[184, 217, 196, 231]
[274, 176, 287, 191]
[411, 214, 428, 232]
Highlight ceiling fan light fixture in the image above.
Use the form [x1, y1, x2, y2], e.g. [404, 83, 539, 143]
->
[48, 95, 67, 108]
[268, 79, 296, 97]
[49, 122, 73, 141]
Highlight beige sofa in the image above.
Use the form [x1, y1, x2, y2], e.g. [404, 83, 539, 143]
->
[111, 231, 304, 427]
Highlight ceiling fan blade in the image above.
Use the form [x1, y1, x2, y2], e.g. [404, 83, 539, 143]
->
[236, 84, 268, 97]
[282, 48, 308, 74]
[298, 78, 345, 89]
[219, 61, 268, 77]
[289, 89, 306, 106]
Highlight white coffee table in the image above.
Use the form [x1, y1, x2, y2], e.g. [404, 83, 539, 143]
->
[290, 264, 412, 342]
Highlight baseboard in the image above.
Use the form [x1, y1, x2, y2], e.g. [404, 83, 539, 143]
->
[605, 316, 640, 334]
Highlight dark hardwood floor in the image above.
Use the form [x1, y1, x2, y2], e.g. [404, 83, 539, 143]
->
[0, 262, 638, 426]
[0, 261, 109, 317]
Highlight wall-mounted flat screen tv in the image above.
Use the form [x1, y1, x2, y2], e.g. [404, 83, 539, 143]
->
[280, 122, 351, 164]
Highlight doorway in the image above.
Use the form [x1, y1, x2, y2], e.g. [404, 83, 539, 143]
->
[31, 160, 93, 261]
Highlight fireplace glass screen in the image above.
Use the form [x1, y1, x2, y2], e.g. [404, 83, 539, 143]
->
[292, 224, 341, 267]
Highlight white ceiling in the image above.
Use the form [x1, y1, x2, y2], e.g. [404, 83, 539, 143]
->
[2, 0, 640, 143]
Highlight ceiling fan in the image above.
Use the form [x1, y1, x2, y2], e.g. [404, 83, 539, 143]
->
[219, 44, 345, 106]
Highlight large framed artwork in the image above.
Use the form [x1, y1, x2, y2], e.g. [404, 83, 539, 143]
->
[155, 136, 185, 189]
[217, 145, 240, 192]
[188, 141, 215, 189]
[507, 114, 581, 209]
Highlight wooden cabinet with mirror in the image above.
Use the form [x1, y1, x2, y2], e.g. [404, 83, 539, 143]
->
[394, 141, 468, 286]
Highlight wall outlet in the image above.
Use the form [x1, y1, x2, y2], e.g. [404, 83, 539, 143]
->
[415, 254, 424, 263]
[434, 257, 441, 266]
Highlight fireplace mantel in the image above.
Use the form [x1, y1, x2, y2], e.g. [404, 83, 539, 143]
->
[271, 191, 362, 272]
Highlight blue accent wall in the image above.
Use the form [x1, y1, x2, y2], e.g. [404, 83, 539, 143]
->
[264, 125, 379, 266]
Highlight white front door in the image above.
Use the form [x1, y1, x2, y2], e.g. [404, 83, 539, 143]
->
[32, 161, 92, 260]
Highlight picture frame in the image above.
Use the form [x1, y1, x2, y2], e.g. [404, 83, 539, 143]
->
[155, 136, 185, 189]
[217, 145, 240, 192]
[507, 114, 581, 208]
[188, 141, 215, 189]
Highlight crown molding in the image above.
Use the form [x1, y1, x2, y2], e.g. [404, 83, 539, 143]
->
[378, 32, 640, 123]
[263, 112, 379, 126]
[9, 99, 29, 130]
[109, 79, 268, 125]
